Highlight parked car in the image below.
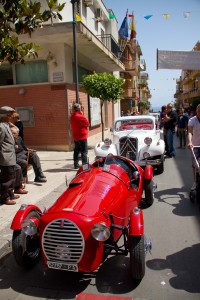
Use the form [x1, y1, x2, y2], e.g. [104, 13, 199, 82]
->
[11, 155, 154, 280]
[95, 115, 165, 174]
[149, 112, 160, 129]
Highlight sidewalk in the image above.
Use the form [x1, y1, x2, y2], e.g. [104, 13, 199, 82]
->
[0, 147, 97, 258]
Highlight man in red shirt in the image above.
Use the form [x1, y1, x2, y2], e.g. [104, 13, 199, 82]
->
[70, 103, 90, 169]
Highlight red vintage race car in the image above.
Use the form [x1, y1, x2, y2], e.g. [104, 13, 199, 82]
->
[11, 155, 155, 280]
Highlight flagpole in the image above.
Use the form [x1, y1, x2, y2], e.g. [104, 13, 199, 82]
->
[71, 0, 79, 103]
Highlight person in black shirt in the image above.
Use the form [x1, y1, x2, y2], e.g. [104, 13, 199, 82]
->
[163, 103, 177, 157]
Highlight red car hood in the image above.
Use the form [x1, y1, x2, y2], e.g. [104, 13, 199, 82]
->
[46, 167, 129, 217]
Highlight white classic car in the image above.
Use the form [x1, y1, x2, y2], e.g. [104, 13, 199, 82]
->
[95, 115, 165, 174]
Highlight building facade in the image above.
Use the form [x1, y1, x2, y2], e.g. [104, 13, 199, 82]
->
[0, 0, 125, 150]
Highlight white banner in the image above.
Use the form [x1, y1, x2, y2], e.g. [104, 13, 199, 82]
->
[157, 50, 200, 70]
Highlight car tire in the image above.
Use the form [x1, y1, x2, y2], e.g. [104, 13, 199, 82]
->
[189, 190, 196, 203]
[129, 235, 145, 280]
[157, 161, 164, 174]
[144, 179, 154, 206]
[12, 211, 41, 269]
[156, 155, 164, 174]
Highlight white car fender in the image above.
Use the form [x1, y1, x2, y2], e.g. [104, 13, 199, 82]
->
[94, 142, 117, 157]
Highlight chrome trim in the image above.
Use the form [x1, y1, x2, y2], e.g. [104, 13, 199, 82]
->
[42, 218, 85, 264]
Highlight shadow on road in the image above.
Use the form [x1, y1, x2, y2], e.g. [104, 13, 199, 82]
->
[146, 243, 200, 293]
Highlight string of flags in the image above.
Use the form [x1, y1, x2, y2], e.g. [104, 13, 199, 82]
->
[110, 11, 195, 21]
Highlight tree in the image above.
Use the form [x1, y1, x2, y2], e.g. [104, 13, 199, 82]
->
[82, 72, 124, 140]
[0, 0, 65, 64]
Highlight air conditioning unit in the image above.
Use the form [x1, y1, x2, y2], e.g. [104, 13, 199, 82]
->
[95, 8, 103, 21]
[84, 0, 93, 6]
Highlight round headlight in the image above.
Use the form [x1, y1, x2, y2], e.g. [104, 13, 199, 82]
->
[144, 137, 152, 145]
[143, 152, 150, 159]
[21, 218, 38, 236]
[91, 223, 110, 241]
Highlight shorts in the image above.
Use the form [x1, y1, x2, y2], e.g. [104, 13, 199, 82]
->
[192, 147, 200, 168]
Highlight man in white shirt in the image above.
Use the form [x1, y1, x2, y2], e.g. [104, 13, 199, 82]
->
[188, 104, 200, 190]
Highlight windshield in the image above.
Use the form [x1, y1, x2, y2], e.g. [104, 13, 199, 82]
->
[115, 118, 153, 131]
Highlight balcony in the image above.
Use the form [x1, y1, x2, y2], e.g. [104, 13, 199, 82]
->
[96, 34, 123, 62]
[123, 88, 137, 98]
[181, 88, 200, 100]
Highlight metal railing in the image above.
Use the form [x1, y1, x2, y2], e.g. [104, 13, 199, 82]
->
[96, 34, 123, 62]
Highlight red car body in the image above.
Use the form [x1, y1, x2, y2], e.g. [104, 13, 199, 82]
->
[11, 155, 154, 280]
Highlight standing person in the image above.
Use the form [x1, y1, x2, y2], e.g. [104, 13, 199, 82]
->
[11, 112, 24, 140]
[163, 103, 178, 158]
[70, 103, 90, 169]
[177, 108, 188, 149]
[0, 106, 19, 205]
[159, 105, 167, 129]
[11, 127, 47, 183]
[188, 104, 200, 190]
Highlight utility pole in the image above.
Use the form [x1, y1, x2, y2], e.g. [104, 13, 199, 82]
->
[71, 0, 79, 103]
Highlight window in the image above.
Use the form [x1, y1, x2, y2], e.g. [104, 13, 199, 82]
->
[0, 64, 13, 86]
[16, 60, 48, 84]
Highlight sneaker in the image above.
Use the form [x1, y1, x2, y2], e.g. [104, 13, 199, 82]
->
[73, 165, 80, 170]
[191, 182, 196, 190]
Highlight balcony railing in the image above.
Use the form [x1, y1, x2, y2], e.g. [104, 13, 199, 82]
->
[96, 34, 123, 62]
[181, 88, 200, 100]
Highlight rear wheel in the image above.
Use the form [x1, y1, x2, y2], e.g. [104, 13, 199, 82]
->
[129, 235, 145, 280]
[144, 180, 154, 206]
[12, 211, 41, 269]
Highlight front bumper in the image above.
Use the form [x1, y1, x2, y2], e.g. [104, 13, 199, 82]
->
[136, 158, 163, 167]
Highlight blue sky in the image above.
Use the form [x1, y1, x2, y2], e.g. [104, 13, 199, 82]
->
[103, 0, 200, 109]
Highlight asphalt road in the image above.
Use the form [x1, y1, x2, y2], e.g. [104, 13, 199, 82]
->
[0, 137, 200, 300]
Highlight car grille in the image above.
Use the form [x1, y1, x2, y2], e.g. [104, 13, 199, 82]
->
[119, 137, 138, 161]
[42, 218, 84, 263]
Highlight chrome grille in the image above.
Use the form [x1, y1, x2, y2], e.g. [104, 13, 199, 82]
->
[42, 219, 84, 263]
[119, 137, 138, 161]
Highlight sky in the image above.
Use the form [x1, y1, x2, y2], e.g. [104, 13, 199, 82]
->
[103, 0, 200, 110]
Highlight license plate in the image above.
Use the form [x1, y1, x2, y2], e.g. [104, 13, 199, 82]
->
[47, 261, 78, 272]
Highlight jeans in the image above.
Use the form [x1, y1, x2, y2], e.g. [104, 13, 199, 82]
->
[166, 129, 175, 157]
[73, 139, 88, 166]
[177, 128, 187, 147]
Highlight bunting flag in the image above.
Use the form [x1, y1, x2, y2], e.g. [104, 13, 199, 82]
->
[130, 14, 136, 40]
[144, 15, 153, 20]
[118, 12, 129, 39]
[75, 14, 82, 22]
[109, 11, 115, 19]
[162, 14, 170, 19]
[183, 11, 190, 18]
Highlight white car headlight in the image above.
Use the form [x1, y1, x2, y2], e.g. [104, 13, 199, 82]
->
[144, 137, 152, 145]
[21, 218, 38, 236]
[91, 222, 110, 241]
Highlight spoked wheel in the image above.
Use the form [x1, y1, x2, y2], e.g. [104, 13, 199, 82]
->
[12, 211, 41, 269]
[143, 179, 154, 206]
[129, 235, 145, 280]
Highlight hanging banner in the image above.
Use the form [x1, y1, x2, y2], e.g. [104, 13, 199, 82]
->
[157, 49, 200, 70]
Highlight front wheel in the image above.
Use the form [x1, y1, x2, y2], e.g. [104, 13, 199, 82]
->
[129, 235, 145, 280]
[144, 180, 154, 206]
[12, 211, 41, 269]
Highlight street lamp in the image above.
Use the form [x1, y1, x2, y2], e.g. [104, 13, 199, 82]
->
[71, 0, 79, 103]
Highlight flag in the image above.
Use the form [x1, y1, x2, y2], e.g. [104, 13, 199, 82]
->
[118, 13, 129, 39]
[183, 12, 190, 18]
[130, 14, 136, 40]
[144, 15, 153, 20]
[163, 14, 170, 19]
[109, 12, 115, 19]
[76, 14, 82, 22]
